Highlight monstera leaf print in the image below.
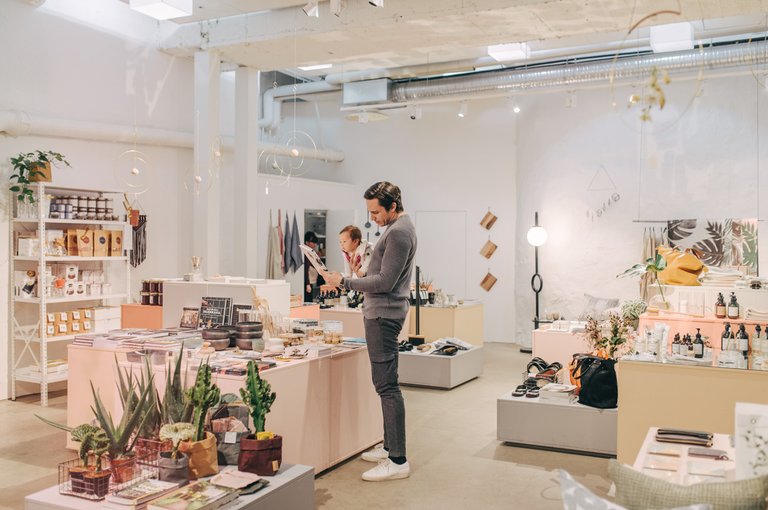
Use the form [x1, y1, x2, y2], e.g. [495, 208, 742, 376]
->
[742, 220, 758, 269]
[667, 219, 697, 246]
[692, 221, 725, 266]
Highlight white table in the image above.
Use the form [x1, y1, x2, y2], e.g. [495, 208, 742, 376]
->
[497, 393, 617, 456]
[632, 427, 735, 484]
[399, 346, 483, 389]
[25, 464, 314, 510]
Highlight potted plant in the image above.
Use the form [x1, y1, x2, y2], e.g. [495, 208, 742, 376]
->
[620, 299, 648, 331]
[582, 313, 634, 360]
[238, 360, 281, 476]
[618, 252, 668, 308]
[9, 150, 70, 203]
[158, 423, 195, 486]
[90, 375, 154, 485]
[36, 418, 110, 495]
[179, 363, 220, 479]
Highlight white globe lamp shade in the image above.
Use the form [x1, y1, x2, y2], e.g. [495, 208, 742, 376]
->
[527, 226, 548, 247]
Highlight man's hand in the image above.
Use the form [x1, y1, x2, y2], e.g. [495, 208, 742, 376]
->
[324, 271, 343, 287]
[350, 256, 364, 278]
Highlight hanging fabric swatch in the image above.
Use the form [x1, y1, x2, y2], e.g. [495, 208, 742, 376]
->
[290, 211, 303, 272]
[277, 209, 285, 274]
[266, 210, 282, 279]
[283, 211, 292, 273]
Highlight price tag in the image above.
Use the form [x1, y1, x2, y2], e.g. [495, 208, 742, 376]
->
[224, 431, 237, 444]
[272, 460, 280, 472]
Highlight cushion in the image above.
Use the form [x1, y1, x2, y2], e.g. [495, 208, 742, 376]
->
[609, 460, 768, 510]
[580, 293, 620, 320]
[560, 470, 712, 510]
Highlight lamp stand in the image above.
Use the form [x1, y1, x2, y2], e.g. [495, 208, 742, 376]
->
[521, 211, 543, 354]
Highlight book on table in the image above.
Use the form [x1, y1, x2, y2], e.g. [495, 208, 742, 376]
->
[147, 481, 238, 510]
[104, 479, 178, 506]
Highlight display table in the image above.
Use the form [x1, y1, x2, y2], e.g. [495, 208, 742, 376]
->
[67, 345, 382, 473]
[24, 464, 314, 510]
[632, 427, 734, 484]
[398, 346, 483, 389]
[162, 280, 291, 328]
[532, 327, 591, 371]
[319, 307, 409, 342]
[408, 303, 483, 345]
[289, 304, 320, 320]
[617, 360, 768, 464]
[497, 394, 617, 456]
[121, 304, 163, 329]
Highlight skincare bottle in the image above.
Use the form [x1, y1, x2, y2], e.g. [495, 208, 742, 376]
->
[715, 293, 727, 318]
[737, 324, 750, 358]
[755, 325, 763, 356]
[727, 292, 740, 319]
[694, 328, 704, 359]
[672, 333, 681, 355]
[721, 323, 731, 352]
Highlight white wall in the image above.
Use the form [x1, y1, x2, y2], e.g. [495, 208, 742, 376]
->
[514, 73, 768, 346]
[0, 1, 194, 399]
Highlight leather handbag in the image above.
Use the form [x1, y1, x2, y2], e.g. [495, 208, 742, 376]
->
[572, 357, 618, 409]
[568, 353, 592, 389]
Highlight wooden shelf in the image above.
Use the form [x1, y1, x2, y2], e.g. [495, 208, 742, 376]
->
[13, 219, 128, 226]
[15, 293, 127, 305]
[14, 366, 68, 384]
[14, 256, 127, 262]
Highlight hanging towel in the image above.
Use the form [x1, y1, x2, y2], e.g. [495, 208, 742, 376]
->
[290, 211, 303, 272]
[277, 209, 285, 274]
[283, 211, 292, 273]
[266, 211, 282, 279]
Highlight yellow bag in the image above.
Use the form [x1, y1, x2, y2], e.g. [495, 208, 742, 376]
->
[657, 245, 707, 286]
[179, 431, 219, 479]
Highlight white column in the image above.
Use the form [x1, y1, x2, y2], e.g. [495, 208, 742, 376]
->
[234, 67, 261, 278]
[193, 50, 221, 276]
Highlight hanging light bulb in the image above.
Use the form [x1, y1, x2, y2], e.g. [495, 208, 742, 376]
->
[265, 180, 270, 195]
[131, 167, 140, 175]
[457, 102, 468, 118]
[512, 104, 521, 114]
[194, 175, 202, 184]
[290, 148, 300, 157]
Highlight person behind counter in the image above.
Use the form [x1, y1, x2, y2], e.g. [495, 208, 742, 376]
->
[339, 225, 373, 279]
[304, 231, 325, 303]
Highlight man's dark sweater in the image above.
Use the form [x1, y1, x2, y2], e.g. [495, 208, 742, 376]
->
[345, 214, 417, 321]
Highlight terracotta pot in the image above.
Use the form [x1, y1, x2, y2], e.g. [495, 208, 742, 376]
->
[238, 434, 282, 476]
[109, 455, 135, 484]
[158, 452, 190, 487]
[83, 470, 111, 498]
[29, 162, 52, 183]
[179, 432, 219, 479]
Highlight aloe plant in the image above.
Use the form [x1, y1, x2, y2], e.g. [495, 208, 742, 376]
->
[90, 375, 154, 460]
[185, 363, 220, 442]
[161, 345, 193, 425]
[159, 423, 195, 460]
[36, 417, 109, 470]
[115, 355, 161, 439]
[239, 361, 276, 434]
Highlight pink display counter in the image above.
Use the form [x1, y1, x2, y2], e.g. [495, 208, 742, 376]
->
[67, 344, 382, 473]
[532, 327, 592, 372]
[638, 312, 763, 354]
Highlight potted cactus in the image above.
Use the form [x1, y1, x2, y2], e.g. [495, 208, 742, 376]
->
[238, 360, 281, 475]
[179, 363, 221, 479]
[158, 423, 195, 486]
[36, 418, 111, 495]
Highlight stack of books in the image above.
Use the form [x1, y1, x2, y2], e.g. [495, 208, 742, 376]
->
[539, 383, 577, 403]
[147, 481, 239, 510]
[102, 479, 179, 510]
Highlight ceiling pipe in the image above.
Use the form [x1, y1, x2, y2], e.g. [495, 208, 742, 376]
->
[259, 81, 340, 131]
[0, 110, 345, 162]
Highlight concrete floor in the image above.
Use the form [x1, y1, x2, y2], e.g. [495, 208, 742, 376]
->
[1, 343, 612, 510]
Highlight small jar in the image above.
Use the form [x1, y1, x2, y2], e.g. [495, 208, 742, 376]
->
[96, 197, 106, 210]
[96, 213, 105, 221]
[86, 212, 96, 220]
[64, 204, 73, 213]
[77, 196, 87, 208]
[87, 197, 96, 208]
[140, 291, 150, 305]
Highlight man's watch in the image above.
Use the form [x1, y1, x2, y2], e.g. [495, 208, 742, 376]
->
[339, 276, 346, 289]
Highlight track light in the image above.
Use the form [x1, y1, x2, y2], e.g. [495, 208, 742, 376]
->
[457, 102, 468, 118]
[369, 0, 383, 7]
[330, 0, 344, 16]
[302, 1, 319, 17]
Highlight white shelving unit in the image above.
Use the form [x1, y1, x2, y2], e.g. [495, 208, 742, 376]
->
[9, 183, 130, 406]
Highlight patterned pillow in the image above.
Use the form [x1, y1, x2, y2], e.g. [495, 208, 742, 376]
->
[609, 460, 768, 510]
[560, 470, 713, 510]
[580, 294, 620, 321]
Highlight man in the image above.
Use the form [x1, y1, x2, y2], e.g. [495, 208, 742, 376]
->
[324, 181, 417, 482]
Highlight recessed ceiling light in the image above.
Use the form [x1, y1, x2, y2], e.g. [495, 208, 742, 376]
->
[129, 0, 192, 20]
[369, 0, 384, 7]
[298, 64, 333, 71]
[488, 42, 530, 62]
[650, 22, 694, 53]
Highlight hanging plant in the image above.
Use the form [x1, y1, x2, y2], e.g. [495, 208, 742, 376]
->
[9, 150, 70, 203]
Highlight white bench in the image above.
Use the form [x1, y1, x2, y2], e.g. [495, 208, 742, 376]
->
[398, 346, 483, 389]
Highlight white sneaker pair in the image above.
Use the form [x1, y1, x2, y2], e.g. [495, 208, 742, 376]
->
[360, 443, 410, 481]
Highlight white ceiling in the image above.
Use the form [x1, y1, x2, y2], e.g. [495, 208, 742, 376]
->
[158, 0, 768, 76]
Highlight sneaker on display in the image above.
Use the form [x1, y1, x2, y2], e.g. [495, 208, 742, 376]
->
[361, 443, 388, 462]
[362, 458, 411, 482]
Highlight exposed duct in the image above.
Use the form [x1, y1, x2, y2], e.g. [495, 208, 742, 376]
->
[0, 110, 345, 162]
[390, 40, 768, 103]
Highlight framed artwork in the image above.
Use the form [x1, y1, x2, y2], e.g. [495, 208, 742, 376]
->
[179, 307, 200, 329]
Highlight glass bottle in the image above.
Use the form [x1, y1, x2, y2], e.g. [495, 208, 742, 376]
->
[672, 333, 681, 355]
[755, 325, 763, 356]
[715, 293, 727, 318]
[693, 328, 704, 359]
[737, 324, 749, 359]
[721, 323, 732, 351]
[727, 292, 740, 319]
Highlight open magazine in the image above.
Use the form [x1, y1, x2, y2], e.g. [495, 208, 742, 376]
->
[300, 243, 329, 276]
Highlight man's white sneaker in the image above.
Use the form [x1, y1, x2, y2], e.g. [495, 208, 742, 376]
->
[361, 443, 388, 462]
[362, 458, 410, 482]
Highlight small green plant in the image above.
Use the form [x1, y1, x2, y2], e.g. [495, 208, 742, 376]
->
[36, 418, 110, 471]
[161, 345, 193, 425]
[240, 360, 276, 434]
[618, 252, 668, 306]
[582, 313, 634, 360]
[159, 423, 195, 460]
[185, 363, 220, 442]
[9, 150, 70, 203]
[620, 299, 648, 322]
